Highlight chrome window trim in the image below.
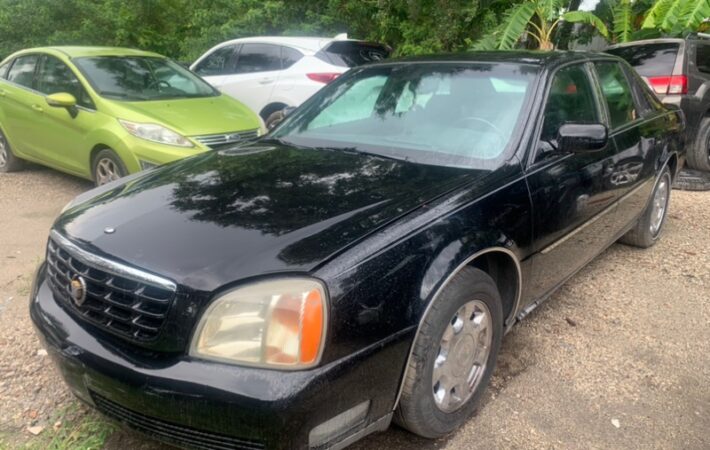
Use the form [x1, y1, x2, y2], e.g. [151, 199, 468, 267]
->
[50, 230, 177, 292]
[392, 246, 522, 409]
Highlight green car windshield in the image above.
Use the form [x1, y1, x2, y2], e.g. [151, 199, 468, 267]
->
[272, 63, 538, 168]
[74, 56, 218, 101]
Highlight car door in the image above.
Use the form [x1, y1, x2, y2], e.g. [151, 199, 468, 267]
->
[593, 60, 670, 230]
[220, 43, 283, 116]
[524, 62, 621, 304]
[0, 54, 45, 158]
[31, 54, 98, 174]
[192, 44, 240, 89]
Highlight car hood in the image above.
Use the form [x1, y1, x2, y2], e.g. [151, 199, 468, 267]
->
[111, 94, 261, 136]
[55, 143, 483, 292]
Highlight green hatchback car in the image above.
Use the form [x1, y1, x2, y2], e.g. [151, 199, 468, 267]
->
[0, 47, 262, 184]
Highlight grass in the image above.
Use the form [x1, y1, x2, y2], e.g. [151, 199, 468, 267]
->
[19, 402, 116, 450]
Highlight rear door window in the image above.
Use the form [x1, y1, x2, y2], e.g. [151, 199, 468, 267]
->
[697, 44, 710, 74]
[595, 62, 639, 130]
[606, 43, 679, 77]
[193, 45, 238, 76]
[234, 44, 282, 74]
[317, 42, 390, 68]
[6, 54, 39, 89]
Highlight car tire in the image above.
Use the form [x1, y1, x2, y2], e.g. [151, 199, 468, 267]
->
[686, 117, 710, 172]
[395, 266, 503, 438]
[672, 168, 710, 191]
[619, 166, 672, 248]
[0, 128, 24, 173]
[92, 148, 128, 186]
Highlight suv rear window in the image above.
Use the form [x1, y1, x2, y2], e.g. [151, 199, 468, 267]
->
[317, 41, 390, 68]
[606, 43, 679, 77]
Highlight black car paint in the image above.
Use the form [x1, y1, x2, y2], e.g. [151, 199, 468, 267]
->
[31, 51, 685, 450]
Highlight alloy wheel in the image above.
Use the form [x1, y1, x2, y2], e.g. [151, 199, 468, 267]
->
[0, 136, 7, 168]
[95, 158, 122, 185]
[432, 299, 493, 413]
[650, 173, 670, 236]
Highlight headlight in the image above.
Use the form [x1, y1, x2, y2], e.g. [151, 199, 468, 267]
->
[119, 119, 193, 147]
[190, 278, 327, 369]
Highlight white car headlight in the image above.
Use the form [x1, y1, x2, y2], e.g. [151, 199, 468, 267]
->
[190, 278, 328, 369]
[119, 119, 193, 147]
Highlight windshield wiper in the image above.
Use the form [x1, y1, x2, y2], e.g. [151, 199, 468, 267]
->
[99, 91, 147, 101]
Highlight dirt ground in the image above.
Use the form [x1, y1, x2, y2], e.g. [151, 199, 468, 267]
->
[0, 165, 708, 450]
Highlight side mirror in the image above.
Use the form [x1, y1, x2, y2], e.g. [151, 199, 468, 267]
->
[557, 123, 608, 153]
[46, 92, 77, 109]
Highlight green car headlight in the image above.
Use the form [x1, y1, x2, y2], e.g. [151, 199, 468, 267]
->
[119, 119, 193, 148]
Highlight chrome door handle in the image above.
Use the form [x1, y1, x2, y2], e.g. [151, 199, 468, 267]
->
[31, 104, 44, 113]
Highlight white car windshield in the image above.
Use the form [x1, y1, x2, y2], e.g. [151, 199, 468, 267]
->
[272, 62, 538, 168]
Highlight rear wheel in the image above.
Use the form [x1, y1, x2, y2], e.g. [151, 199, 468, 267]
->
[395, 267, 503, 438]
[0, 128, 24, 173]
[92, 149, 127, 186]
[686, 117, 710, 172]
[619, 166, 671, 248]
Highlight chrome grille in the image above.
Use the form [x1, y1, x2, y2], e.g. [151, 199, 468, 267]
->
[45, 234, 176, 342]
[193, 129, 259, 149]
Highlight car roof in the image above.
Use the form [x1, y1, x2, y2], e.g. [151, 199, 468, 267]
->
[17, 46, 164, 59]
[207, 36, 362, 54]
[369, 50, 613, 68]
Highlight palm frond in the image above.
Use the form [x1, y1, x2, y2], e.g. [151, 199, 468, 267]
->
[642, 0, 677, 29]
[497, 3, 537, 50]
[472, 33, 499, 51]
[660, 0, 686, 31]
[677, 0, 710, 31]
[612, 0, 634, 43]
[562, 10, 610, 38]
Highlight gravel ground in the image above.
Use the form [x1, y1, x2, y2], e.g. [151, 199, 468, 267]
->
[0, 165, 708, 450]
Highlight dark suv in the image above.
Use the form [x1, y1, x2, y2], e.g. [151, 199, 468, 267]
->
[607, 35, 710, 171]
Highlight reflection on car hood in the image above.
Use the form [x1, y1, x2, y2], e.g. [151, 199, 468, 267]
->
[55, 143, 483, 291]
[114, 95, 260, 136]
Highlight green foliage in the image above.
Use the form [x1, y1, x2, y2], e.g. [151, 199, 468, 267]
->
[496, 3, 536, 49]
[642, 0, 710, 35]
[611, 0, 634, 42]
[562, 10, 610, 38]
[20, 403, 116, 450]
[0, 0, 514, 62]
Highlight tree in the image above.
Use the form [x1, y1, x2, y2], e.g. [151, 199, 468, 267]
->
[642, 0, 710, 36]
[478, 0, 609, 50]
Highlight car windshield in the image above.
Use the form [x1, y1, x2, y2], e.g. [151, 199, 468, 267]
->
[74, 56, 218, 101]
[271, 63, 538, 168]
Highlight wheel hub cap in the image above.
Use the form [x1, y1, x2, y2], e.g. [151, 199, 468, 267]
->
[0, 137, 7, 168]
[432, 299, 493, 413]
[650, 175, 669, 236]
[95, 158, 121, 185]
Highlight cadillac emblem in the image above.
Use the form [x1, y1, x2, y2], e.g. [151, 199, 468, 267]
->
[70, 275, 87, 306]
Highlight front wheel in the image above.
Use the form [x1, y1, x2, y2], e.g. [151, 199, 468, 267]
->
[92, 149, 128, 186]
[395, 266, 503, 438]
[619, 166, 671, 248]
[686, 117, 710, 172]
[0, 129, 24, 173]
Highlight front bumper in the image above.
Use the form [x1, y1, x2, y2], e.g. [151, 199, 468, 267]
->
[30, 263, 410, 449]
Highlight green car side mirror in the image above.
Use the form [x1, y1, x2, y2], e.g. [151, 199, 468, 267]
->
[46, 93, 77, 109]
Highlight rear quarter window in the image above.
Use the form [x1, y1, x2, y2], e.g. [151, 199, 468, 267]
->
[317, 41, 390, 68]
[0, 60, 9, 79]
[697, 45, 710, 74]
[606, 43, 680, 77]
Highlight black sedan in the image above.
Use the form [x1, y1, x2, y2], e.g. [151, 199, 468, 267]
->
[31, 51, 684, 450]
